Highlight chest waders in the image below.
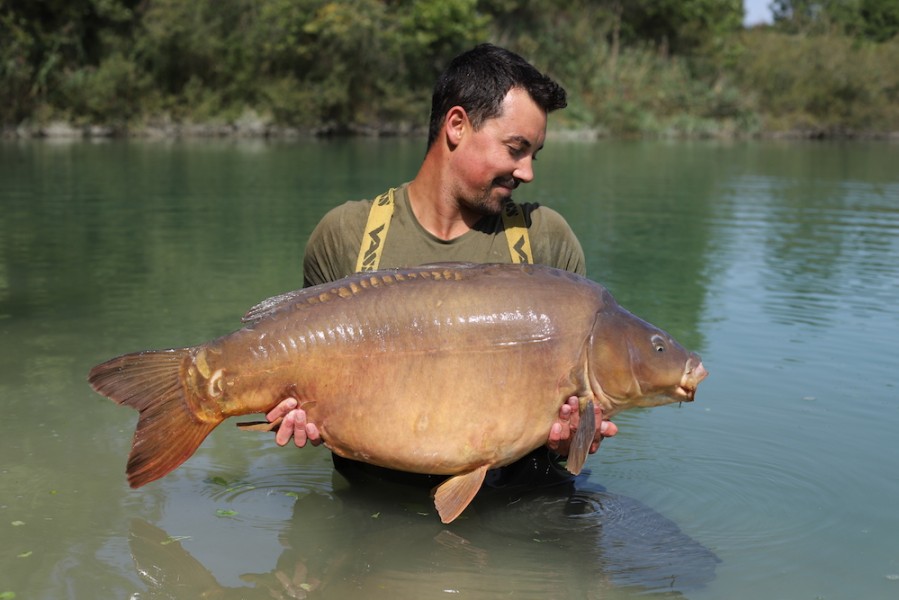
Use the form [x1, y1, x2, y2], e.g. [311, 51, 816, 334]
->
[354, 188, 533, 272]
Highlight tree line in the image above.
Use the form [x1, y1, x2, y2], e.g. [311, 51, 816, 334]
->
[1, 0, 897, 137]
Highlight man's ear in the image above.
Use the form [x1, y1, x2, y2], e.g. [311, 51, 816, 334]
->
[444, 106, 468, 147]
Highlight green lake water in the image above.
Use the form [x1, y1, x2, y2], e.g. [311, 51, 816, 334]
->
[1, 137, 897, 599]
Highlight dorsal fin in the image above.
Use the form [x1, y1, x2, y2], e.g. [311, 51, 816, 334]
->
[415, 261, 480, 269]
[241, 264, 486, 324]
[241, 288, 317, 323]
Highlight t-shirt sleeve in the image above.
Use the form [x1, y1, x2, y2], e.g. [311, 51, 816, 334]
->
[302, 200, 371, 287]
[527, 205, 587, 276]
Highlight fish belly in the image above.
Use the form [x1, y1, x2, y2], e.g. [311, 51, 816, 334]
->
[223, 265, 602, 475]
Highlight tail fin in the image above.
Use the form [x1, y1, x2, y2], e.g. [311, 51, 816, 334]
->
[88, 348, 219, 488]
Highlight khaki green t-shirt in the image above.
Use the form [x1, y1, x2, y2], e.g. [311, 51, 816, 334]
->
[303, 183, 585, 287]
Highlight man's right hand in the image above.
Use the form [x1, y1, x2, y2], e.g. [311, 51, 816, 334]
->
[266, 398, 322, 447]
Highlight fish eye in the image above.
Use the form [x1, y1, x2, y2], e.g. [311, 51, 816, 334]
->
[651, 334, 666, 353]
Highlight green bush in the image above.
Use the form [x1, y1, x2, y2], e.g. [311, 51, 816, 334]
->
[581, 47, 756, 137]
[0, 10, 38, 124]
[60, 53, 153, 125]
[737, 29, 899, 134]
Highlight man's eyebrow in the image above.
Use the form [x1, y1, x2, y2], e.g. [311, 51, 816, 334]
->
[505, 135, 531, 146]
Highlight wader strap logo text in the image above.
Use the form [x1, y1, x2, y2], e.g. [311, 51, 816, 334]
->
[500, 202, 533, 264]
[355, 189, 395, 272]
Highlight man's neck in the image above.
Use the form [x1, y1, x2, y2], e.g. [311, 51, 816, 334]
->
[407, 164, 482, 241]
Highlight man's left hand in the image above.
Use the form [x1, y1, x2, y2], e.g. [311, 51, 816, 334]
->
[547, 396, 617, 456]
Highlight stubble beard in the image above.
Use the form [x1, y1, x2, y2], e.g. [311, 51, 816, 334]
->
[465, 177, 518, 216]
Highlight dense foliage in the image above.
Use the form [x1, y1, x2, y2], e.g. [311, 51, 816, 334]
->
[1, 0, 896, 137]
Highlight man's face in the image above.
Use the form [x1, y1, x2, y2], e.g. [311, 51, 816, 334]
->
[451, 87, 548, 215]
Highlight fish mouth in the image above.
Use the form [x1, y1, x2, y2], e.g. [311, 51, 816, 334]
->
[676, 359, 708, 402]
[675, 385, 697, 402]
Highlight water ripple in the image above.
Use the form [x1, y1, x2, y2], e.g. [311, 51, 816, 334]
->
[198, 462, 335, 503]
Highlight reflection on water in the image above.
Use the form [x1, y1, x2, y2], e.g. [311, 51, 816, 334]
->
[130, 473, 719, 599]
[723, 172, 899, 330]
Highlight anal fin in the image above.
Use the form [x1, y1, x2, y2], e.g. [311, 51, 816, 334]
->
[432, 465, 489, 524]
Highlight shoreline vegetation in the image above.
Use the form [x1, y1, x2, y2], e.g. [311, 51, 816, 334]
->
[8, 117, 899, 142]
[3, 1, 898, 141]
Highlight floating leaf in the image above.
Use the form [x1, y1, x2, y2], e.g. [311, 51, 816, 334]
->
[207, 476, 230, 487]
[0, 592, 16, 599]
[215, 509, 238, 518]
[299, 583, 313, 592]
[370, 512, 380, 519]
[226, 484, 255, 493]
[10, 521, 25, 527]
[283, 491, 299, 499]
[17, 551, 32, 558]
[161, 536, 192, 546]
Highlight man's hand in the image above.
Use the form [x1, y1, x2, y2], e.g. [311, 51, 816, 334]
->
[547, 396, 617, 456]
[266, 398, 322, 448]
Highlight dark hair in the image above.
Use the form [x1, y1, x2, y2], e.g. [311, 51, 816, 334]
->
[426, 43, 567, 148]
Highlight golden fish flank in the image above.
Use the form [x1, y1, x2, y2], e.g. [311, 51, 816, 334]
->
[88, 263, 707, 524]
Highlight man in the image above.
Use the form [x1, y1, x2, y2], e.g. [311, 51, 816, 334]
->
[267, 43, 617, 484]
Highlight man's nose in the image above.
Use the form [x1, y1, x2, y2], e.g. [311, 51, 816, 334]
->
[513, 158, 534, 183]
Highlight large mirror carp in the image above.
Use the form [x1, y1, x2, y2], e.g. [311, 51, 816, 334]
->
[89, 263, 707, 523]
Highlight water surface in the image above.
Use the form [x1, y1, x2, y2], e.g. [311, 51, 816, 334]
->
[1, 138, 897, 599]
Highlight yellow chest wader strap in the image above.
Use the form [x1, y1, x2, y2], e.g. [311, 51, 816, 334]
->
[355, 188, 395, 272]
[500, 202, 533, 264]
[355, 190, 533, 270]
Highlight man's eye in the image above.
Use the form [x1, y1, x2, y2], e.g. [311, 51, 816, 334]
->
[509, 146, 535, 161]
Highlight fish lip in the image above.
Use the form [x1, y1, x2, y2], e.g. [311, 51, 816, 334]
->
[675, 385, 696, 402]
[676, 359, 708, 402]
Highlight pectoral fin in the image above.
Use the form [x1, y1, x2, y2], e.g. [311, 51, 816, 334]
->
[432, 465, 489, 524]
[235, 417, 282, 433]
[565, 399, 595, 475]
